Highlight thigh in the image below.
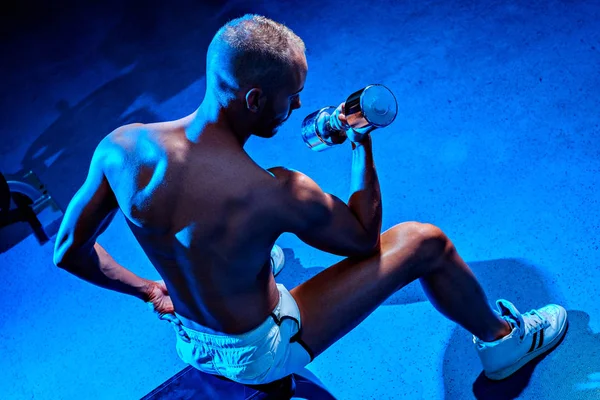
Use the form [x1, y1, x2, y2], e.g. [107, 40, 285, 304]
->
[289, 221, 439, 359]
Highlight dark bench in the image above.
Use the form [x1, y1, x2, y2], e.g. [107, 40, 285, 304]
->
[142, 365, 336, 399]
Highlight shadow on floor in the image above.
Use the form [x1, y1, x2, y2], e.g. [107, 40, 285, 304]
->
[467, 310, 599, 400]
[277, 251, 595, 399]
[19, 1, 262, 209]
[438, 259, 596, 399]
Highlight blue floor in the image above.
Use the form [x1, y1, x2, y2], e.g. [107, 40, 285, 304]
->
[1, 0, 599, 398]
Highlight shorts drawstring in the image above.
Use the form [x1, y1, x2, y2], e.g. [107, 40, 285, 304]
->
[147, 302, 192, 343]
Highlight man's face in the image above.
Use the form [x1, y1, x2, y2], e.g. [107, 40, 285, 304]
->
[252, 52, 307, 138]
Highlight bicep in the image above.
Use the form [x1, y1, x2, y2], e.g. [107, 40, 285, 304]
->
[274, 169, 375, 257]
[54, 146, 119, 264]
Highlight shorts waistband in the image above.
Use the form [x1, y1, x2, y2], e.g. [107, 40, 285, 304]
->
[174, 287, 284, 344]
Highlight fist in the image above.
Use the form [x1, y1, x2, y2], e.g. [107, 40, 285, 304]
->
[145, 280, 175, 317]
[336, 103, 373, 144]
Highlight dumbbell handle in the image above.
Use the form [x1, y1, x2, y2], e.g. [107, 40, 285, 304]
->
[327, 107, 346, 132]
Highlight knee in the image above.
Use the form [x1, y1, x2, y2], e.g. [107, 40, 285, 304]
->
[388, 221, 452, 263]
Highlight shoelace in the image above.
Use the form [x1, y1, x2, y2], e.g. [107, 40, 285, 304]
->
[521, 309, 547, 339]
[474, 309, 548, 345]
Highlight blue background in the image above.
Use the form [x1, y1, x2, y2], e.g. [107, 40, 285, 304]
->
[0, 0, 598, 398]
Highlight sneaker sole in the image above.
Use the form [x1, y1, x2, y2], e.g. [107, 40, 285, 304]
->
[485, 319, 569, 380]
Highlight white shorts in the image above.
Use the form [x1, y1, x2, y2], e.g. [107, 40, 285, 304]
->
[167, 284, 313, 385]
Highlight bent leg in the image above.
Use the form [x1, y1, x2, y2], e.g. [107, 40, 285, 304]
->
[290, 222, 510, 359]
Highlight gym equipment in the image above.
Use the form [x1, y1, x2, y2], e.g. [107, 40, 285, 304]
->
[0, 170, 63, 250]
[301, 84, 398, 151]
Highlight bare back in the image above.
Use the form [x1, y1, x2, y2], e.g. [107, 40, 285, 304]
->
[105, 122, 284, 333]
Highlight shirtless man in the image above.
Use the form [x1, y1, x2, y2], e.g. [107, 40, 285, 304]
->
[53, 14, 568, 386]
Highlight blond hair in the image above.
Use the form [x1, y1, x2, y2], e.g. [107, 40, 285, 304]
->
[207, 15, 305, 97]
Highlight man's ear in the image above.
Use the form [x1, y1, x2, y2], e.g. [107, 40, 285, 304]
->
[245, 88, 264, 113]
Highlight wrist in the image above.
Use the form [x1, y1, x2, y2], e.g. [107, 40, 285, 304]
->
[351, 135, 372, 150]
[136, 279, 156, 302]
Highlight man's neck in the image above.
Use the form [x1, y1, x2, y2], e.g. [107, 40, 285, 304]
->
[186, 94, 252, 147]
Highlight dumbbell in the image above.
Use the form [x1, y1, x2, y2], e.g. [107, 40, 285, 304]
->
[301, 84, 398, 151]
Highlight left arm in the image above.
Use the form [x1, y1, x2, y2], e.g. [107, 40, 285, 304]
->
[53, 138, 154, 301]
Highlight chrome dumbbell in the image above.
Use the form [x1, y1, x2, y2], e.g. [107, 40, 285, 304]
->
[301, 84, 398, 151]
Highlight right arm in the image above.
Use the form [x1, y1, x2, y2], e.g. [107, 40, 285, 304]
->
[270, 134, 382, 257]
[347, 134, 382, 250]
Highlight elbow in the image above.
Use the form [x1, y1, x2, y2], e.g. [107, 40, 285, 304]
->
[365, 235, 381, 255]
[54, 242, 95, 269]
[53, 250, 69, 269]
[53, 241, 77, 269]
[353, 233, 381, 257]
[53, 249, 83, 270]
[53, 236, 69, 268]
[54, 252, 83, 271]
[53, 233, 80, 269]
[371, 235, 382, 253]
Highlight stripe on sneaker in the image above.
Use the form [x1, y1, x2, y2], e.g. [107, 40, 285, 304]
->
[528, 332, 538, 353]
[536, 328, 544, 349]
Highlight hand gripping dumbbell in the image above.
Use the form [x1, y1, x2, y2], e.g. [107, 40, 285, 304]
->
[301, 84, 398, 151]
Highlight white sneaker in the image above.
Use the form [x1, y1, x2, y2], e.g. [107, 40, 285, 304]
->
[474, 299, 568, 380]
[271, 245, 285, 277]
